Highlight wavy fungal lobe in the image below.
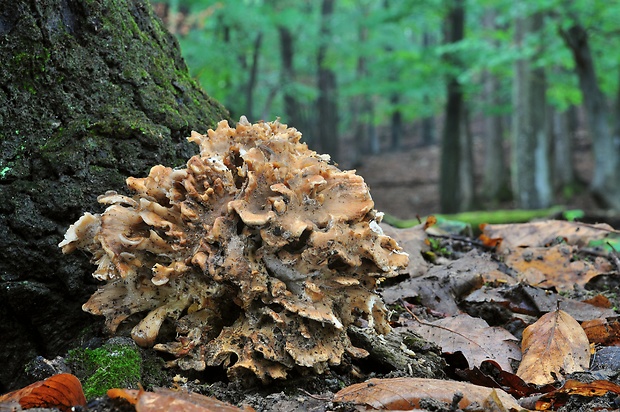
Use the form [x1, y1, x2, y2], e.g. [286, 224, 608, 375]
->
[60, 117, 408, 382]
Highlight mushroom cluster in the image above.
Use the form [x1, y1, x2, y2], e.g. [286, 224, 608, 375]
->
[60, 117, 409, 382]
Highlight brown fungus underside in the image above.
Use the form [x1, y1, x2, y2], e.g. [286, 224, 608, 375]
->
[60, 118, 409, 382]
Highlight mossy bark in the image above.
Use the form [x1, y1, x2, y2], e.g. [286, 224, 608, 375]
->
[0, 0, 229, 391]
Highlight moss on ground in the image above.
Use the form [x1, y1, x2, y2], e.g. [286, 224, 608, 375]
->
[67, 339, 142, 399]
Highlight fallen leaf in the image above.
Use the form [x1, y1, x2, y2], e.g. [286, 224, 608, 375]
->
[407, 313, 520, 372]
[108, 387, 254, 411]
[504, 244, 612, 291]
[581, 317, 620, 345]
[0, 373, 86, 412]
[381, 222, 429, 278]
[517, 309, 590, 385]
[582, 294, 613, 309]
[456, 360, 557, 398]
[382, 250, 495, 314]
[535, 379, 620, 410]
[333, 377, 528, 411]
[481, 220, 617, 253]
[464, 283, 616, 321]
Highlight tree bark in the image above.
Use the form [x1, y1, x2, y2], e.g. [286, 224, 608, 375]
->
[560, 23, 620, 209]
[246, 32, 263, 121]
[512, 12, 552, 209]
[551, 105, 576, 191]
[481, 11, 509, 205]
[440, 0, 465, 213]
[0, 0, 229, 391]
[317, 0, 340, 162]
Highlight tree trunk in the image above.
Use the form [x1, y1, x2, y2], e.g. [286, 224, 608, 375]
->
[560, 23, 620, 209]
[439, 0, 465, 213]
[0, 0, 229, 392]
[317, 0, 340, 162]
[551, 105, 576, 191]
[481, 11, 509, 205]
[460, 107, 476, 210]
[512, 12, 552, 209]
[278, 27, 301, 128]
[246, 32, 263, 121]
[420, 32, 436, 146]
[390, 95, 403, 151]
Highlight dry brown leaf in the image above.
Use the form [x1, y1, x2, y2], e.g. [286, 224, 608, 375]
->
[407, 313, 521, 372]
[464, 283, 616, 322]
[581, 317, 620, 345]
[504, 244, 612, 291]
[535, 379, 620, 410]
[108, 387, 254, 411]
[517, 309, 590, 385]
[333, 377, 528, 411]
[0, 373, 86, 412]
[481, 220, 617, 253]
[381, 222, 429, 278]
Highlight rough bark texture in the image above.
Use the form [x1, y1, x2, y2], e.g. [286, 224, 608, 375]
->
[512, 13, 552, 209]
[0, 0, 229, 391]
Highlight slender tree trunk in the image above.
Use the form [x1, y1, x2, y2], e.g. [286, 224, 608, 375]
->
[560, 23, 620, 209]
[551, 105, 576, 191]
[512, 13, 552, 209]
[390, 94, 403, 151]
[440, 0, 465, 213]
[481, 11, 509, 205]
[246, 32, 263, 121]
[317, 0, 340, 161]
[421, 32, 435, 146]
[460, 107, 476, 210]
[278, 27, 304, 131]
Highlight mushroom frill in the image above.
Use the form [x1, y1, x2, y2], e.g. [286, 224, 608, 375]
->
[60, 117, 409, 382]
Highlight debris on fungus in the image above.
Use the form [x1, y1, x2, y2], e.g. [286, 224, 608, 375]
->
[60, 117, 409, 382]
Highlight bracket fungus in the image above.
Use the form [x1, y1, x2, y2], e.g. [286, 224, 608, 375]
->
[60, 117, 409, 382]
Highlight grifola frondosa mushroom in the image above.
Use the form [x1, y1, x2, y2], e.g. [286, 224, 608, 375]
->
[60, 117, 408, 382]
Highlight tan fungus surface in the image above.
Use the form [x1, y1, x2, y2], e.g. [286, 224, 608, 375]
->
[59, 117, 408, 382]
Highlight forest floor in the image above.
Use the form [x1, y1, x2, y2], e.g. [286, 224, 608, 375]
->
[7, 134, 620, 412]
[355, 134, 600, 221]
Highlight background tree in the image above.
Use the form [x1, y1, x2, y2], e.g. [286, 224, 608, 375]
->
[512, 9, 552, 209]
[316, 0, 340, 161]
[439, 0, 466, 213]
[560, 16, 620, 209]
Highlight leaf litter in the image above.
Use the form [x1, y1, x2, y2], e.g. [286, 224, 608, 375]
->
[7, 219, 620, 411]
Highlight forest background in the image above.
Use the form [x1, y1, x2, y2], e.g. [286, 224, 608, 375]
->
[151, 0, 620, 217]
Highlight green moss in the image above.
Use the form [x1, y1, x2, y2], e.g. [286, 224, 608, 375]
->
[67, 340, 142, 399]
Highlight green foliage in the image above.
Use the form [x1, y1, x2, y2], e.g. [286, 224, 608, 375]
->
[67, 340, 142, 399]
[153, 0, 620, 143]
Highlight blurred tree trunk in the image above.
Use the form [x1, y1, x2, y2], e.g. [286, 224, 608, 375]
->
[440, 0, 465, 213]
[551, 105, 576, 192]
[481, 11, 509, 205]
[351, 21, 377, 162]
[512, 12, 552, 209]
[460, 108, 476, 210]
[390, 94, 403, 151]
[421, 31, 436, 146]
[317, 0, 340, 162]
[246, 32, 263, 121]
[560, 22, 620, 209]
[278, 27, 305, 132]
